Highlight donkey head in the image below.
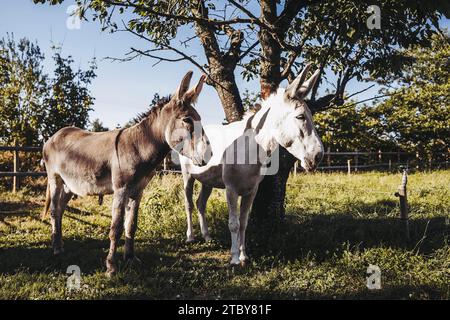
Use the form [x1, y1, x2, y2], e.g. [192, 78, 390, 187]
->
[266, 64, 324, 172]
[163, 71, 212, 166]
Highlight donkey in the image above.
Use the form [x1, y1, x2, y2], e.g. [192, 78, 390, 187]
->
[180, 64, 324, 265]
[41, 71, 212, 275]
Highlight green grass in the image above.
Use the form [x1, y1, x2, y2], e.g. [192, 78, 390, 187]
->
[0, 171, 449, 300]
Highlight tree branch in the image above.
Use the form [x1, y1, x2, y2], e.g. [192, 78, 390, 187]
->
[101, 0, 259, 27]
[118, 23, 209, 75]
[238, 40, 259, 61]
[280, 52, 298, 80]
[228, 0, 259, 22]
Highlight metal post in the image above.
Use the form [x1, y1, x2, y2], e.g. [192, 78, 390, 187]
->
[293, 161, 298, 176]
[163, 156, 168, 171]
[415, 151, 419, 170]
[13, 139, 20, 193]
[347, 159, 352, 175]
[395, 170, 409, 240]
[327, 146, 331, 167]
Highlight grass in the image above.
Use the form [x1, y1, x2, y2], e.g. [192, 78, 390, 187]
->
[0, 170, 449, 300]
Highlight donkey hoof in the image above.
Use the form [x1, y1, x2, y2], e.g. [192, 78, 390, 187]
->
[106, 260, 118, 277]
[204, 235, 212, 242]
[124, 256, 142, 269]
[230, 257, 241, 266]
[186, 236, 195, 243]
[239, 258, 249, 267]
[53, 247, 64, 256]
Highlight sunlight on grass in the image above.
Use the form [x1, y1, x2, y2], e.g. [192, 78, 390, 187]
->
[0, 171, 448, 299]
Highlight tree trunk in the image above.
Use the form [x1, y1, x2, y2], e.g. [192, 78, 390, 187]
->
[251, 146, 296, 221]
[251, 0, 296, 222]
[210, 66, 244, 122]
[192, 1, 244, 122]
[259, 0, 282, 98]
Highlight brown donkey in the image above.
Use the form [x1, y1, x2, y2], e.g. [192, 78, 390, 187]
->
[41, 71, 211, 275]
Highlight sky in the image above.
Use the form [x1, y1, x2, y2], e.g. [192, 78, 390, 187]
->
[1, 0, 448, 128]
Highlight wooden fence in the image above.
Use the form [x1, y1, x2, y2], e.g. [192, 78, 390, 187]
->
[0, 142, 45, 193]
[301, 149, 412, 173]
[0, 143, 447, 192]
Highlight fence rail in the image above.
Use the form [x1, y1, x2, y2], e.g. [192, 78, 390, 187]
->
[0, 143, 447, 192]
[0, 142, 414, 240]
[0, 146, 42, 152]
[0, 141, 45, 192]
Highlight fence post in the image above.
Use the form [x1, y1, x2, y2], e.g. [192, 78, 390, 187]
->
[415, 151, 419, 170]
[293, 160, 298, 176]
[327, 146, 331, 167]
[395, 170, 409, 240]
[163, 156, 168, 171]
[347, 159, 352, 175]
[388, 159, 392, 171]
[13, 139, 20, 193]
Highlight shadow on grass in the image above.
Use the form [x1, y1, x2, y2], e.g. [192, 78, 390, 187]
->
[0, 200, 50, 226]
[213, 281, 446, 300]
[0, 197, 448, 299]
[0, 237, 179, 276]
[208, 199, 448, 262]
[0, 200, 41, 215]
[241, 201, 450, 260]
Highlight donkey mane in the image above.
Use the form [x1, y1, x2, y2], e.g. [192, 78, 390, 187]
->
[132, 95, 172, 124]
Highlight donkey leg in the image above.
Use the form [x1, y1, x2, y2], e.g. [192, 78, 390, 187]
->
[226, 188, 240, 265]
[55, 186, 73, 254]
[238, 188, 258, 264]
[106, 188, 128, 276]
[48, 177, 64, 255]
[196, 185, 213, 242]
[124, 191, 143, 264]
[183, 176, 195, 243]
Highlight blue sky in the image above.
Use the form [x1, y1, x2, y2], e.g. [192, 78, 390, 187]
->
[1, 1, 448, 128]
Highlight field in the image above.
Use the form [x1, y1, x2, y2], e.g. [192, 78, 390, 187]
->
[0, 171, 449, 300]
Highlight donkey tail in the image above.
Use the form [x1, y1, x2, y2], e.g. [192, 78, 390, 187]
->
[41, 181, 51, 220]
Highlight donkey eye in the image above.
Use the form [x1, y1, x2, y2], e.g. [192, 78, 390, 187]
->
[182, 117, 193, 124]
[296, 114, 306, 120]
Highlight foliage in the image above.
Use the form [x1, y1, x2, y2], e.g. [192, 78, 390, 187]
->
[315, 34, 450, 164]
[42, 52, 97, 140]
[0, 34, 47, 145]
[241, 89, 260, 112]
[292, 0, 447, 91]
[314, 104, 395, 152]
[0, 171, 448, 299]
[374, 34, 450, 163]
[33, 1, 449, 113]
[0, 34, 96, 146]
[89, 118, 109, 132]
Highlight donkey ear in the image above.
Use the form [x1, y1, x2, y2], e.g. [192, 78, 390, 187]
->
[175, 71, 193, 101]
[296, 68, 321, 99]
[184, 74, 207, 104]
[285, 63, 312, 99]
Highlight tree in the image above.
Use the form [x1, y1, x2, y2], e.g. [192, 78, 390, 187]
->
[0, 34, 48, 145]
[43, 51, 97, 139]
[374, 34, 450, 165]
[90, 118, 109, 132]
[0, 35, 97, 146]
[314, 104, 395, 152]
[34, 0, 449, 220]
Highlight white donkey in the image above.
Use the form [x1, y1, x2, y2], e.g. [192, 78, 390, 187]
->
[180, 64, 324, 265]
